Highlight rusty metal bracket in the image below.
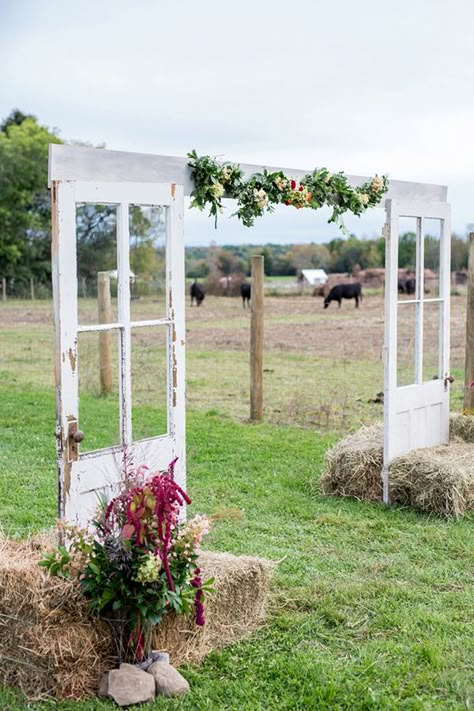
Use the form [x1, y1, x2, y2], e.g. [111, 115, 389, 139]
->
[67, 420, 84, 462]
[444, 375, 455, 391]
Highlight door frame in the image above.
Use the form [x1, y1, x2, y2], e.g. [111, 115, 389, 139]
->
[382, 199, 451, 503]
[51, 180, 185, 525]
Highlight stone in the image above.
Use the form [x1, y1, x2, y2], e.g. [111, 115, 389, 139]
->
[98, 672, 109, 697]
[137, 650, 170, 671]
[147, 661, 190, 697]
[107, 663, 155, 707]
[151, 651, 170, 664]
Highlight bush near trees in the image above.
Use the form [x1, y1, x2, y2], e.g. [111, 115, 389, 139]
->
[0, 108, 471, 296]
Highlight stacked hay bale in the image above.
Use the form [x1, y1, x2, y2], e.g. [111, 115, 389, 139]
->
[321, 415, 474, 518]
[321, 425, 384, 502]
[0, 537, 272, 701]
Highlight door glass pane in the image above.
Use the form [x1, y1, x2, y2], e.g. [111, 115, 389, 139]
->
[397, 216, 417, 300]
[76, 203, 118, 326]
[78, 330, 120, 452]
[129, 205, 167, 321]
[397, 302, 416, 386]
[423, 301, 442, 382]
[423, 218, 441, 298]
[131, 326, 168, 439]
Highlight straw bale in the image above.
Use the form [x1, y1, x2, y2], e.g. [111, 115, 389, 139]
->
[390, 442, 474, 518]
[152, 551, 273, 665]
[320, 424, 383, 501]
[449, 413, 474, 443]
[320, 415, 474, 517]
[0, 536, 272, 701]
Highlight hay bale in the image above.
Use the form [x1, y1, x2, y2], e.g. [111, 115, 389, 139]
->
[450, 413, 474, 443]
[390, 442, 474, 518]
[320, 424, 383, 501]
[0, 537, 272, 701]
[152, 551, 273, 665]
[320, 415, 474, 517]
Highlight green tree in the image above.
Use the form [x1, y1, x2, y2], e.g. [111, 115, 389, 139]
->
[451, 234, 468, 271]
[397, 232, 416, 269]
[0, 112, 62, 286]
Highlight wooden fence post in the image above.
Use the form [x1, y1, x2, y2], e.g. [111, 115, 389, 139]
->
[463, 233, 474, 412]
[250, 256, 264, 421]
[30, 277, 35, 301]
[97, 271, 113, 396]
[2, 277, 6, 302]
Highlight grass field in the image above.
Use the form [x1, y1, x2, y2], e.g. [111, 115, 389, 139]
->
[0, 294, 473, 709]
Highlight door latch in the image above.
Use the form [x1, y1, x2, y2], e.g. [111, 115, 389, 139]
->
[444, 375, 455, 391]
[67, 420, 84, 462]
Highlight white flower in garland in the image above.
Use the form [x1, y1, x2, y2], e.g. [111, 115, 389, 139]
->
[220, 166, 233, 183]
[273, 176, 288, 191]
[370, 176, 384, 193]
[358, 193, 370, 206]
[211, 182, 225, 199]
[253, 188, 269, 209]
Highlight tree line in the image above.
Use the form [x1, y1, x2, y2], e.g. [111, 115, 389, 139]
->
[0, 109, 471, 297]
[185, 232, 470, 280]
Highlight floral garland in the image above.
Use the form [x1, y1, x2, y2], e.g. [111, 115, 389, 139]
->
[187, 149, 389, 231]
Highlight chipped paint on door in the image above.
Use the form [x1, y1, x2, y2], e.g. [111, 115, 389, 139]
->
[52, 181, 185, 527]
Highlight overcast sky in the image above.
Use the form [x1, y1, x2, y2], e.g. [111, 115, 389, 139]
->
[1, 0, 473, 245]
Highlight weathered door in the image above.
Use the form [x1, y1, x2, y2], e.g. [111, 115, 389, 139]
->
[52, 181, 185, 526]
[383, 199, 451, 502]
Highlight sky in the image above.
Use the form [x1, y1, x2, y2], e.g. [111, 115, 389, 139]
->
[1, 0, 473, 246]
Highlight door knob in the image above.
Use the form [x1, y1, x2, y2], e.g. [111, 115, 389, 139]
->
[73, 430, 84, 443]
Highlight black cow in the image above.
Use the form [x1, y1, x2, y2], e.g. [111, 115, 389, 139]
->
[405, 278, 416, 295]
[398, 279, 407, 294]
[324, 283, 362, 309]
[190, 281, 205, 306]
[240, 282, 251, 307]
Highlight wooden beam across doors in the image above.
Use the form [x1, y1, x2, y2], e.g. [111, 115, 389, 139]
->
[49, 144, 448, 204]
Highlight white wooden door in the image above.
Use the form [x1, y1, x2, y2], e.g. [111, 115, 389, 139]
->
[52, 181, 185, 526]
[383, 199, 451, 503]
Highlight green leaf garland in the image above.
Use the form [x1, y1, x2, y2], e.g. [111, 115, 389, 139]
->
[187, 150, 389, 232]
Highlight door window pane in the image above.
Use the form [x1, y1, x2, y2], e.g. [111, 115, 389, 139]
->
[131, 326, 168, 439]
[129, 205, 167, 321]
[397, 302, 416, 386]
[78, 330, 120, 452]
[423, 218, 441, 298]
[397, 216, 418, 301]
[423, 301, 442, 382]
[76, 203, 118, 326]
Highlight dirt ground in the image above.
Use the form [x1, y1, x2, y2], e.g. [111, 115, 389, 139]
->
[0, 289, 467, 431]
[184, 291, 467, 369]
[0, 289, 467, 367]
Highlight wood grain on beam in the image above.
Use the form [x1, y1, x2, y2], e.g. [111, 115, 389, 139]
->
[49, 144, 448, 203]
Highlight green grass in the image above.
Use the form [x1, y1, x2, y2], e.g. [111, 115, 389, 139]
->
[0, 383, 473, 709]
[0, 296, 472, 708]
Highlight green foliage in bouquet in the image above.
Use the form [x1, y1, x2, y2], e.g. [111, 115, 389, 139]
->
[40, 460, 213, 661]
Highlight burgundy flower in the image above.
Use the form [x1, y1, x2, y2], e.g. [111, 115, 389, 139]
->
[191, 567, 205, 626]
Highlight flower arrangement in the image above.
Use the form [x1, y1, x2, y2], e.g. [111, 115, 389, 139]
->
[187, 150, 389, 232]
[40, 460, 212, 662]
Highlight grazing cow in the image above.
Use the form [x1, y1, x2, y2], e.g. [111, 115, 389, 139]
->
[240, 282, 251, 307]
[190, 280, 205, 306]
[324, 283, 362, 309]
[405, 278, 416, 295]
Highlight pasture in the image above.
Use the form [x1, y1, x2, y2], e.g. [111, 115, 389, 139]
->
[0, 290, 473, 709]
